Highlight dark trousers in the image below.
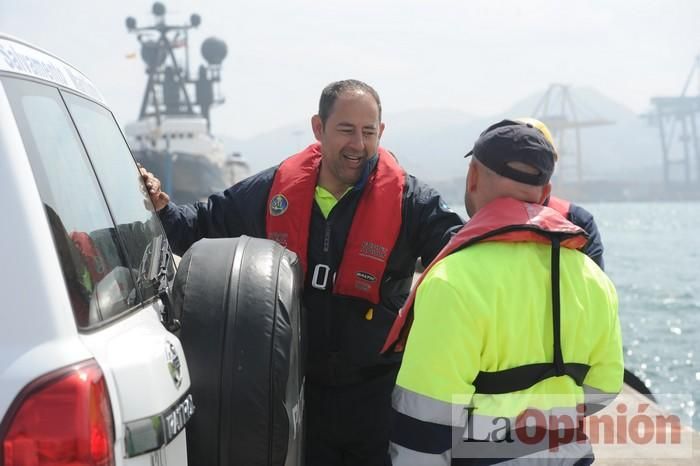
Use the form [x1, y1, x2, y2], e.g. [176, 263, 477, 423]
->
[304, 367, 398, 466]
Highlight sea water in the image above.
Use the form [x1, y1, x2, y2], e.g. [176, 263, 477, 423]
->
[591, 201, 699, 429]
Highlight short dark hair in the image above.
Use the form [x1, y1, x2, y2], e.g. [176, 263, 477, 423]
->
[318, 79, 382, 125]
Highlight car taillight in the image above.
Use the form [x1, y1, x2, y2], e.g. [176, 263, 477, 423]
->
[1, 360, 115, 466]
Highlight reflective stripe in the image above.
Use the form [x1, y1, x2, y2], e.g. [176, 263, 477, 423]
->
[391, 433, 593, 465]
[393, 385, 584, 446]
[463, 405, 583, 442]
[392, 391, 593, 463]
[453, 438, 594, 465]
[389, 441, 450, 466]
[393, 385, 468, 427]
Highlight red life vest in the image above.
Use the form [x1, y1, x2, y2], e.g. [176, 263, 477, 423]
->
[547, 195, 572, 217]
[70, 231, 107, 284]
[266, 143, 405, 304]
[381, 197, 588, 354]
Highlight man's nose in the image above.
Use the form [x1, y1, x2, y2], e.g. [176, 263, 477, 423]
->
[348, 130, 365, 151]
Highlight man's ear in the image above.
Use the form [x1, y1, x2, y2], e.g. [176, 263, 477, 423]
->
[378, 122, 386, 140]
[467, 162, 479, 193]
[311, 115, 323, 141]
[539, 183, 552, 204]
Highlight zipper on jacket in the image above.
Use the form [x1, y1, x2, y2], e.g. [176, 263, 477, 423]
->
[318, 203, 339, 377]
[323, 221, 331, 252]
[319, 189, 359, 382]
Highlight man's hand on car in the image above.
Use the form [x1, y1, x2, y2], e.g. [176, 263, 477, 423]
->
[139, 165, 170, 211]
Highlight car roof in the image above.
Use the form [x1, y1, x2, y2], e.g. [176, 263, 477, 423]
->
[0, 33, 105, 104]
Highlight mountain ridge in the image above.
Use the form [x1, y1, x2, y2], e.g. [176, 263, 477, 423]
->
[221, 87, 665, 194]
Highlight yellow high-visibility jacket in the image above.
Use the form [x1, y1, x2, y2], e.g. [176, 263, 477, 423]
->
[390, 199, 623, 466]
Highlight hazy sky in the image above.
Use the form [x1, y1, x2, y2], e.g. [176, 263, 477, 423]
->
[2, 0, 699, 139]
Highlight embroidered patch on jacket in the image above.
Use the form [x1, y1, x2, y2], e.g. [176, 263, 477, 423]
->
[359, 241, 388, 262]
[269, 194, 289, 216]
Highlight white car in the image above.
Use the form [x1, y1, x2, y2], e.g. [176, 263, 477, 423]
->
[0, 34, 193, 466]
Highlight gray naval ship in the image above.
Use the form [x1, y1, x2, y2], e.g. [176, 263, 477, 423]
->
[124, 2, 249, 204]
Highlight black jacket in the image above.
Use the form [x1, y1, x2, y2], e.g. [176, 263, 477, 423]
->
[159, 156, 464, 385]
[568, 203, 605, 270]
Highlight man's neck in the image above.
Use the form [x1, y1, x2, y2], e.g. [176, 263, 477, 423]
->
[318, 181, 352, 200]
[317, 167, 352, 200]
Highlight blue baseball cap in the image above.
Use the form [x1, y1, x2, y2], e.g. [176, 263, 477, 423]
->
[465, 119, 556, 186]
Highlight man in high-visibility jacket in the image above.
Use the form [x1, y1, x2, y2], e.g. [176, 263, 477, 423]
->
[385, 119, 624, 465]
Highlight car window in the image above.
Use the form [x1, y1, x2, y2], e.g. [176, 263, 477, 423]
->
[62, 91, 174, 302]
[133, 149, 228, 203]
[2, 77, 138, 328]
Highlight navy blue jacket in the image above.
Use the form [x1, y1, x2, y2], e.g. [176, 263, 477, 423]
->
[159, 156, 464, 385]
[566, 203, 605, 270]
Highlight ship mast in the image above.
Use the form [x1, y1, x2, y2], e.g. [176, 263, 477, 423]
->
[125, 2, 228, 132]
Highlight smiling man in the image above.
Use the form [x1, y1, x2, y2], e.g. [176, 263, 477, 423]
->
[312, 84, 384, 197]
[142, 79, 464, 466]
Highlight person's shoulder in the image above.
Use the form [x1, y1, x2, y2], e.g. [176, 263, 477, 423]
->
[402, 173, 446, 203]
[422, 246, 485, 284]
[416, 247, 496, 320]
[584, 255, 615, 290]
[403, 172, 430, 191]
[568, 202, 596, 224]
[225, 165, 277, 195]
[563, 248, 616, 300]
[238, 165, 277, 186]
[416, 255, 470, 307]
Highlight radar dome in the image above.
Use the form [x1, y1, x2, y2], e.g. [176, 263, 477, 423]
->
[141, 40, 167, 68]
[152, 2, 166, 16]
[201, 37, 227, 65]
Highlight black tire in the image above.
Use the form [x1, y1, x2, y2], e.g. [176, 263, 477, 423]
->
[172, 236, 305, 466]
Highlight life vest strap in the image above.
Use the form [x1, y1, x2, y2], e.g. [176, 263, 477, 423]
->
[472, 362, 591, 395]
[551, 237, 565, 376]
[472, 237, 591, 395]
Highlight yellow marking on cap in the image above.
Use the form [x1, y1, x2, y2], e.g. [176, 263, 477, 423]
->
[515, 117, 559, 160]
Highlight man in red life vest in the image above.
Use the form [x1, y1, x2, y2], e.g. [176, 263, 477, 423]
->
[141, 79, 463, 465]
[386, 119, 623, 465]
